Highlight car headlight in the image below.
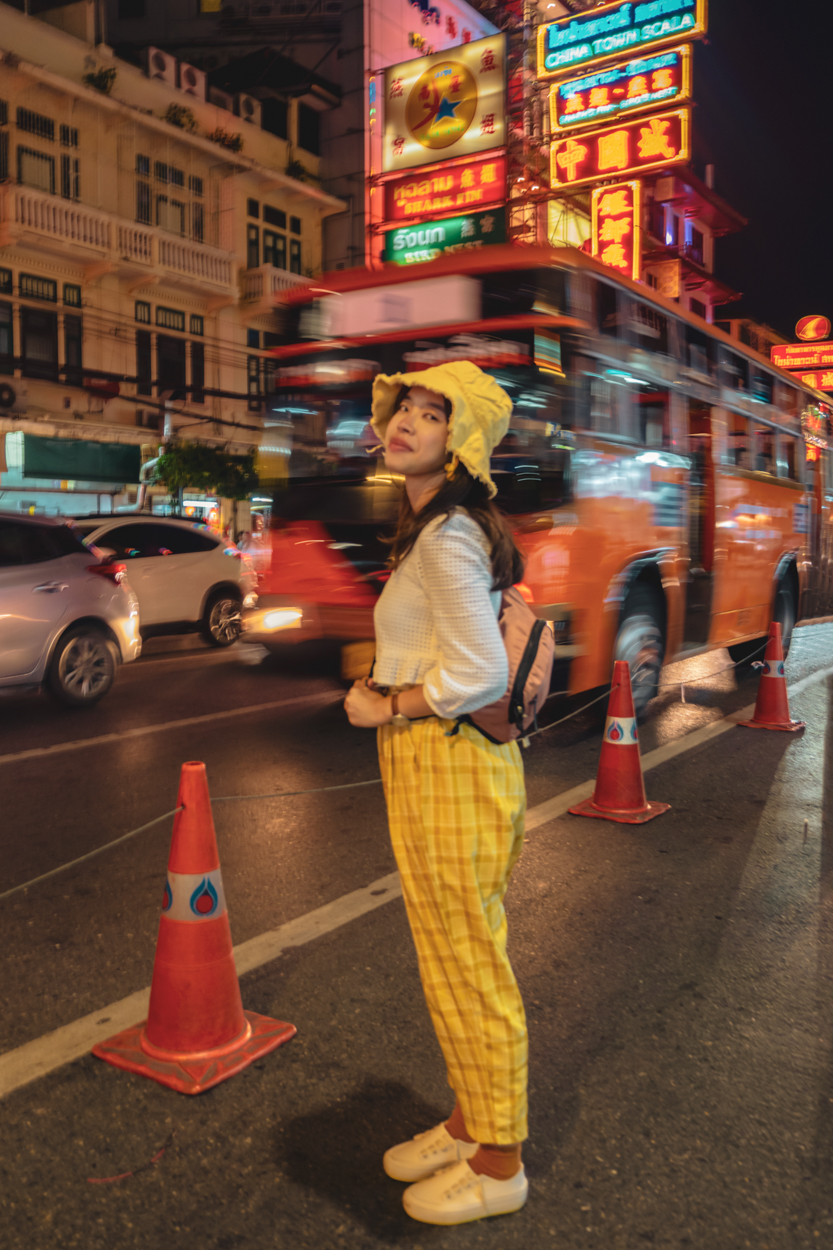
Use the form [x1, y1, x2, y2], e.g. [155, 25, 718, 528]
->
[262, 608, 303, 630]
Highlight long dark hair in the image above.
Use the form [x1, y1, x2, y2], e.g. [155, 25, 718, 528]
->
[385, 389, 524, 591]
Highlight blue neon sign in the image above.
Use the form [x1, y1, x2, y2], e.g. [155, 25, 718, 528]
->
[538, 0, 706, 78]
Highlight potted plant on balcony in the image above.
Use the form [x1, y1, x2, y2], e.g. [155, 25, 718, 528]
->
[207, 127, 244, 153]
[164, 104, 198, 133]
[82, 67, 117, 95]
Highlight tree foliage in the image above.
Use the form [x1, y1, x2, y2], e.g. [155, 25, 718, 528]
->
[153, 442, 258, 501]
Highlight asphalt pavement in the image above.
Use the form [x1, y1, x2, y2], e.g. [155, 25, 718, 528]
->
[1, 627, 833, 1249]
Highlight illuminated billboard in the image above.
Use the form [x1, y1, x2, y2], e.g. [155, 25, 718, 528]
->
[795, 372, 833, 394]
[551, 107, 690, 189]
[771, 341, 833, 370]
[384, 154, 506, 222]
[383, 34, 506, 172]
[591, 181, 642, 281]
[551, 45, 691, 132]
[383, 207, 506, 264]
[795, 316, 831, 342]
[538, 0, 707, 80]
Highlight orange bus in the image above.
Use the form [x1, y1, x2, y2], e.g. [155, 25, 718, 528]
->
[245, 245, 832, 715]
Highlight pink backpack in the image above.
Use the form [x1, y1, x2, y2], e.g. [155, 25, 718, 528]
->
[457, 586, 555, 745]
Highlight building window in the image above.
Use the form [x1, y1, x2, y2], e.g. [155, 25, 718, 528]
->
[136, 154, 150, 176]
[60, 125, 79, 148]
[118, 0, 146, 18]
[247, 198, 260, 218]
[0, 130, 8, 183]
[189, 175, 203, 197]
[247, 224, 260, 269]
[136, 329, 152, 395]
[17, 146, 55, 194]
[297, 103, 319, 156]
[21, 307, 59, 381]
[191, 340, 205, 404]
[20, 274, 57, 302]
[16, 108, 55, 142]
[157, 196, 185, 235]
[264, 205, 287, 229]
[247, 329, 260, 349]
[63, 283, 81, 307]
[0, 302, 13, 375]
[155, 161, 184, 187]
[0, 101, 7, 127]
[247, 356, 260, 410]
[190, 314, 204, 336]
[690, 298, 707, 321]
[137, 179, 151, 224]
[289, 238, 301, 274]
[290, 215, 301, 235]
[193, 201, 204, 242]
[157, 334, 187, 399]
[0, 268, 13, 296]
[60, 154, 80, 200]
[63, 314, 83, 386]
[262, 98, 288, 140]
[263, 230, 286, 269]
[156, 306, 186, 332]
[135, 300, 151, 324]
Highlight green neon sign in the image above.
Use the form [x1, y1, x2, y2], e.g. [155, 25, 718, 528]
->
[384, 208, 506, 265]
[539, 0, 706, 79]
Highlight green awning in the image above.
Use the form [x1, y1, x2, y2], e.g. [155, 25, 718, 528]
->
[22, 435, 142, 484]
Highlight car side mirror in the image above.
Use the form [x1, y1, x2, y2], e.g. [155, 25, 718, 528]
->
[95, 546, 118, 561]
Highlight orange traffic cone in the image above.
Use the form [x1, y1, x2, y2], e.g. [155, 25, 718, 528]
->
[93, 761, 295, 1094]
[737, 622, 806, 733]
[569, 661, 670, 825]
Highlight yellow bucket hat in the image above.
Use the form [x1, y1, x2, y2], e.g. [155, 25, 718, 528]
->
[370, 360, 512, 499]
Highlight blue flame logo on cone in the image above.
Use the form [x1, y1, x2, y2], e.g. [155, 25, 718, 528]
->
[607, 720, 624, 742]
[162, 880, 173, 912]
[630, 721, 638, 742]
[189, 877, 219, 917]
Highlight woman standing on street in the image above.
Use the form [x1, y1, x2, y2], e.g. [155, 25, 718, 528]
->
[345, 360, 530, 1227]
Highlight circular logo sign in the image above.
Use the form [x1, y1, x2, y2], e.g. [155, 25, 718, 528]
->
[406, 60, 478, 151]
[796, 315, 831, 342]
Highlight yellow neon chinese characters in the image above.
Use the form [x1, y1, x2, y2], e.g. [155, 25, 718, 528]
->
[600, 243, 628, 269]
[597, 189, 631, 216]
[556, 138, 588, 180]
[627, 76, 649, 99]
[589, 87, 610, 108]
[597, 129, 630, 172]
[600, 216, 632, 244]
[638, 118, 677, 161]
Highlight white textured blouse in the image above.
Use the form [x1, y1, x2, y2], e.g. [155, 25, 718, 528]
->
[373, 509, 507, 719]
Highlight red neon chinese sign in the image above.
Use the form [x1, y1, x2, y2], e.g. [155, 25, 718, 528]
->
[794, 371, 833, 394]
[551, 45, 692, 134]
[384, 154, 507, 222]
[551, 107, 690, 190]
[591, 181, 642, 281]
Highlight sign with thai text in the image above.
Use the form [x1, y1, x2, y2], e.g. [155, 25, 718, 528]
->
[538, 0, 707, 80]
[551, 107, 690, 189]
[771, 341, 833, 371]
[383, 207, 506, 264]
[551, 45, 691, 132]
[384, 34, 506, 172]
[591, 181, 642, 281]
[384, 154, 507, 221]
[795, 316, 831, 343]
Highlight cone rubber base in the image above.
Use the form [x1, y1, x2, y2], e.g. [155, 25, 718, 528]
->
[737, 718, 806, 733]
[569, 797, 671, 825]
[92, 1011, 296, 1095]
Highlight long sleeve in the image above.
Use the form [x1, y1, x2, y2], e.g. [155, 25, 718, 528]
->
[417, 514, 508, 719]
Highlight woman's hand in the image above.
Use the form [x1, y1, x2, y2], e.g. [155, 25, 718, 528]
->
[344, 680, 393, 728]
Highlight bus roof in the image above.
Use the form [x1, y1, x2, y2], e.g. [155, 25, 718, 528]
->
[278, 244, 828, 406]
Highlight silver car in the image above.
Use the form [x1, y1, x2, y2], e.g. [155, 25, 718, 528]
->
[0, 512, 141, 707]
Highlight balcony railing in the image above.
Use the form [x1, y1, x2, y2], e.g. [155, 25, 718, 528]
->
[240, 264, 310, 305]
[2, 185, 236, 295]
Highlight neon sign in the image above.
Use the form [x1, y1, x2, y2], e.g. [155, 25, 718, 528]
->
[591, 181, 642, 281]
[551, 107, 690, 189]
[384, 154, 507, 222]
[771, 341, 833, 370]
[551, 45, 691, 132]
[538, 0, 707, 80]
[801, 405, 830, 461]
[794, 371, 833, 394]
[795, 316, 831, 342]
[383, 207, 506, 265]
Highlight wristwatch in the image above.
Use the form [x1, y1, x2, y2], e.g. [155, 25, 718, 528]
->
[391, 692, 410, 727]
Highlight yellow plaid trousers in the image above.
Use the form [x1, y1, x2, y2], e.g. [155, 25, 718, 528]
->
[378, 716, 528, 1144]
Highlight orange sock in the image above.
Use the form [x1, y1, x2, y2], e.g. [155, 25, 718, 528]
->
[444, 1102, 476, 1144]
[469, 1144, 522, 1181]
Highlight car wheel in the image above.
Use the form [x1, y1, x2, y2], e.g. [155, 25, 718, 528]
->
[203, 592, 242, 647]
[48, 627, 116, 707]
[613, 584, 665, 719]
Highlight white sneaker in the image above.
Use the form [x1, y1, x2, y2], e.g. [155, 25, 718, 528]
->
[403, 1158, 528, 1225]
[383, 1123, 479, 1182]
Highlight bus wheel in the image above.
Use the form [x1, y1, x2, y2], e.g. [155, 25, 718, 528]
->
[614, 585, 665, 718]
[728, 578, 796, 666]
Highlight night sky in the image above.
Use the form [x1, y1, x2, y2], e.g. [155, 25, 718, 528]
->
[692, 0, 832, 339]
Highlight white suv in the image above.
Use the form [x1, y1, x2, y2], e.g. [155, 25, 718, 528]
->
[73, 516, 257, 646]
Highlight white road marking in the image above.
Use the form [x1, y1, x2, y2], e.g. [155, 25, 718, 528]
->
[0, 689, 345, 768]
[2, 661, 831, 1100]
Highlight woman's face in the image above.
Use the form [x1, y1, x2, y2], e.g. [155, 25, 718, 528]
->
[383, 386, 449, 478]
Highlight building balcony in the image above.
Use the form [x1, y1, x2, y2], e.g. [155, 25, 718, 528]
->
[0, 185, 237, 299]
[642, 245, 742, 307]
[240, 264, 310, 317]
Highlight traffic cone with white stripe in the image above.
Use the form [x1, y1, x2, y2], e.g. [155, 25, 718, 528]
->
[569, 661, 670, 825]
[737, 622, 806, 733]
[93, 761, 295, 1094]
